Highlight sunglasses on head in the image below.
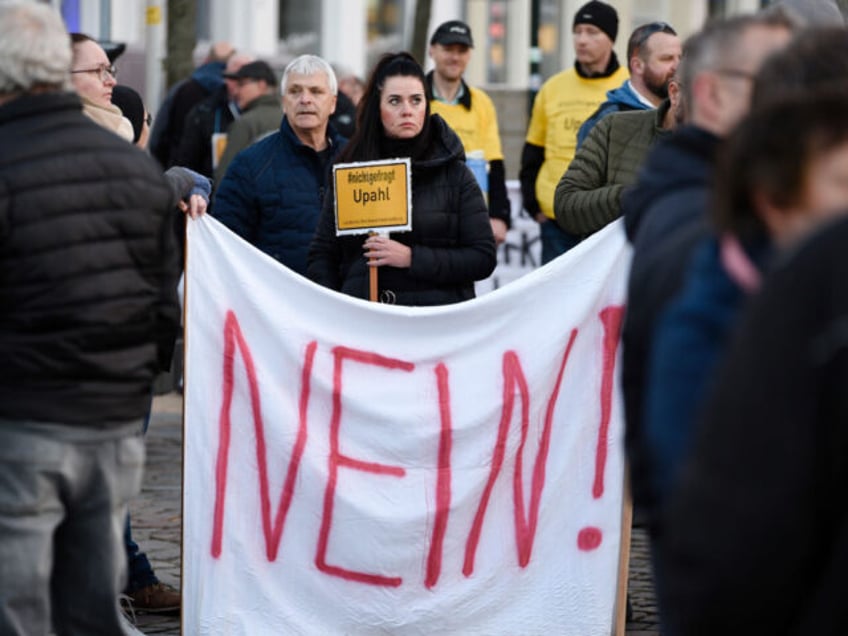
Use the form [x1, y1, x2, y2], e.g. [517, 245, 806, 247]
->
[627, 22, 677, 59]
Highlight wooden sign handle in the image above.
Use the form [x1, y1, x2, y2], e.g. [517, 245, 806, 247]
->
[369, 263, 378, 302]
[369, 231, 378, 302]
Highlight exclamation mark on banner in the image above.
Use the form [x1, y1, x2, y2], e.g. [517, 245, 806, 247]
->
[577, 305, 625, 551]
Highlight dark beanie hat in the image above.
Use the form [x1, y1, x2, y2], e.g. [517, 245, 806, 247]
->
[111, 85, 145, 144]
[573, 1, 619, 42]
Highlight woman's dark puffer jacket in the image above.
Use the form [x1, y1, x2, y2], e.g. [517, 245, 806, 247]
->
[307, 115, 496, 306]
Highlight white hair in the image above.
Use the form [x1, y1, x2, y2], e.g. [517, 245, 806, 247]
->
[0, 1, 72, 95]
[281, 54, 338, 95]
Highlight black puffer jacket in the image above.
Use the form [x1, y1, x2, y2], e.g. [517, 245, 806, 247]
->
[662, 215, 848, 635]
[308, 115, 496, 306]
[0, 92, 181, 425]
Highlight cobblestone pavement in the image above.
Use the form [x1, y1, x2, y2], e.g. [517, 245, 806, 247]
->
[129, 393, 660, 635]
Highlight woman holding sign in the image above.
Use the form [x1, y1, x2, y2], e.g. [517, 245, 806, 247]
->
[307, 52, 496, 305]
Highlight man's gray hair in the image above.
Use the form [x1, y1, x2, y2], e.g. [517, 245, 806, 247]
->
[281, 54, 338, 96]
[677, 8, 799, 109]
[0, 1, 72, 95]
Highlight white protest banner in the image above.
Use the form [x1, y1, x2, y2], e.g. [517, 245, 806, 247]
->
[183, 216, 632, 635]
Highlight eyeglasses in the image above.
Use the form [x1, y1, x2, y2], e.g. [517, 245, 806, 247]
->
[145, 112, 153, 127]
[71, 64, 117, 82]
[627, 21, 677, 59]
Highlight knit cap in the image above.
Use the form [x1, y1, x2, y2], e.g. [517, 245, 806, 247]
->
[573, 1, 619, 42]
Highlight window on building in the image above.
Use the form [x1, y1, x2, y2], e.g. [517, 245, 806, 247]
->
[196, 0, 210, 42]
[366, 0, 405, 71]
[279, 0, 322, 56]
[60, 0, 81, 33]
[487, 0, 509, 84]
[538, 0, 561, 81]
[708, 0, 727, 17]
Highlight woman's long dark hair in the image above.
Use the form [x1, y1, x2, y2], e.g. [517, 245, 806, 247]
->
[339, 52, 432, 163]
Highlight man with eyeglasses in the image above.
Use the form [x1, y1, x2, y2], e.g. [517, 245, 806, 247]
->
[576, 21, 681, 147]
[0, 3, 182, 633]
[70, 32, 133, 142]
[73, 31, 211, 620]
[617, 9, 797, 598]
[519, 0, 628, 264]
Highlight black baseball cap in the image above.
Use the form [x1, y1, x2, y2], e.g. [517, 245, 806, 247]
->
[223, 60, 277, 85]
[430, 20, 474, 48]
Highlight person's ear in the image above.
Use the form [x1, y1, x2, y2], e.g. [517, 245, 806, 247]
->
[690, 72, 720, 120]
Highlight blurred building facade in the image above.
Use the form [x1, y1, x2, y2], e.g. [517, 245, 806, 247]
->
[52, 0, 775, 176]
[53, 0, 780, 84]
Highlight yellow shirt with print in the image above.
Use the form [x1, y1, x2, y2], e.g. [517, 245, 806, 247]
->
[430, 86, 504, 162]
[525, 66, 629, 219]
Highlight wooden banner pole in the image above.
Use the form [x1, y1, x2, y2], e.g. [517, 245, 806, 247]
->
[614, 471, 634, 636]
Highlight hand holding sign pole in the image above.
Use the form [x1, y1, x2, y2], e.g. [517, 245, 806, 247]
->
[333, 158, 412, 303]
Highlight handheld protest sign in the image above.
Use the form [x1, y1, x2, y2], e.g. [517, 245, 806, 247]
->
[333, 159, 412, 302]
[333, 158, 412, 234]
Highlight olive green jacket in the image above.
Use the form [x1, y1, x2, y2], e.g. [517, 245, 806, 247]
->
[554, 100, 672, 237]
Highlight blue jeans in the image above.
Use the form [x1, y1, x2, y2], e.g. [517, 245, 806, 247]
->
[0, 418, 144, 635]
[540, 218, 581, 264]
[124, 515, 158, 593]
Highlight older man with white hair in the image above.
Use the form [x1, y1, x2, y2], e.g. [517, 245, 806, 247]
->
[0, 2, 182, 634]
[211, 54, 347, 276]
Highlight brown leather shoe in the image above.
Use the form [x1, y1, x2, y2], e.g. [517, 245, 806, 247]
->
[128, 582, 181, 615]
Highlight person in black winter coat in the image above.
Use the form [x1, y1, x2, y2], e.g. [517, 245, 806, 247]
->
[0, 3, 180, 633]
[660, 213, 848, 635]
[171, 54, 254, 179]
[618, 12, 794, 523]
[149, 40, 234, 168]
[307, 52, 496, 306]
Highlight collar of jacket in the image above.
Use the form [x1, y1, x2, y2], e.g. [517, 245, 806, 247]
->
[192, 60, 226, 93]
[425, 71, 472, 110]
[279, 113, 344, 153]
[654, 98, 672, 131]
[243, 92, 282, 113]
[574, 51, 621, 79]
[0, 90, 81, 125]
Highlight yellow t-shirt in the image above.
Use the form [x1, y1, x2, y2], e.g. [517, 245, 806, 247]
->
[525, 66, 629, 219]
[430, 86, 503, 162]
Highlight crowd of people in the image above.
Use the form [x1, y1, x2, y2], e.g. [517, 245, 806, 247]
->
[2, 0, 848, 633]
